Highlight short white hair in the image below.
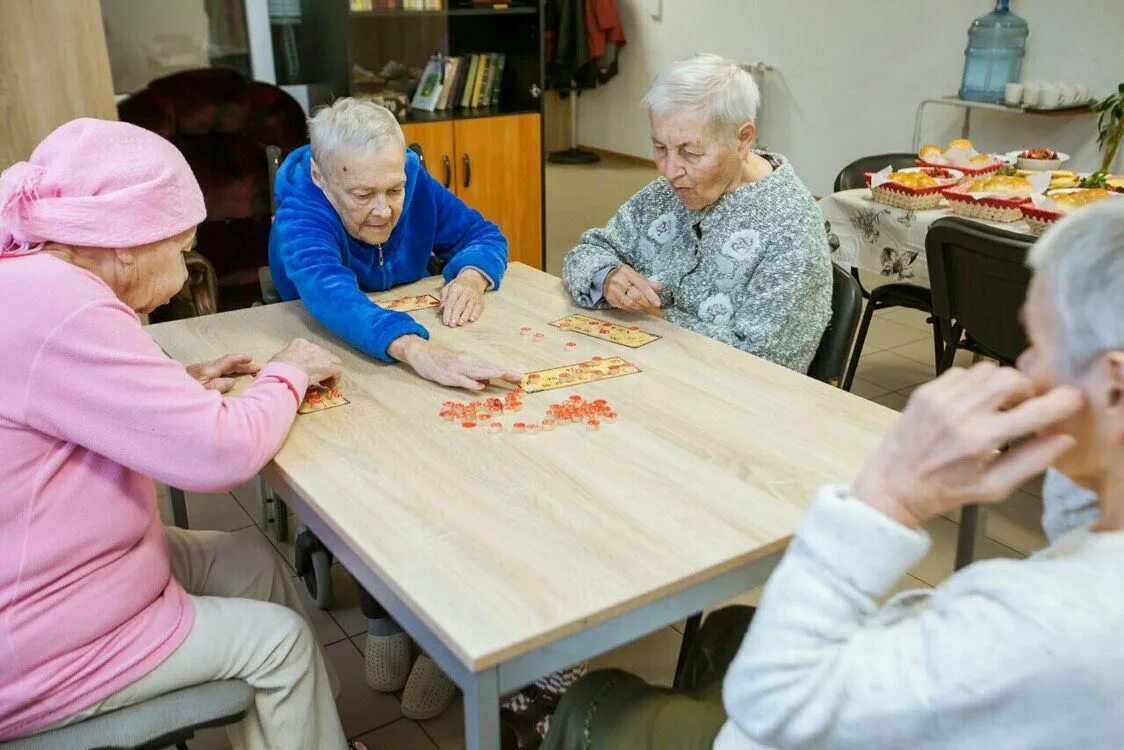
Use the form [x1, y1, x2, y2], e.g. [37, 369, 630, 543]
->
[641, 53, 760, 138]
[1027, 200, 1124, 376]
[307, 98, 405, 169]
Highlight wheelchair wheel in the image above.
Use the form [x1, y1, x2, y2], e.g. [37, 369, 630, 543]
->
[295, 527, 334, 610]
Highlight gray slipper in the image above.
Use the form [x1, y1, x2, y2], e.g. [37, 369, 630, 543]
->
[364, 631, 412, 692]
[401, 654, 458, 720]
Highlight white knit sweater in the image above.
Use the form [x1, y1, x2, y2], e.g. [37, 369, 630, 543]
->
[714, 485, 1124, 750]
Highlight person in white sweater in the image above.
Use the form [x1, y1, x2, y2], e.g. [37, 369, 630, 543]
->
[543, 201, 1124, 750]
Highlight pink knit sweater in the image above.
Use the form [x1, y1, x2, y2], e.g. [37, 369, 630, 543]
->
[0, 253, 309, 739]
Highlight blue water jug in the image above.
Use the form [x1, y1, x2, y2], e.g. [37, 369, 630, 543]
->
[958, 0, 1029, 103]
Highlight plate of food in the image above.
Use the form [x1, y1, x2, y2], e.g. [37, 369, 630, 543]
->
[864, 166, 964, 210]
[917, 139, 1003, 177]
[1020, 187, 1122, 235]
[1005, 148, 1070, 171]
[941, 174, 1045, 223]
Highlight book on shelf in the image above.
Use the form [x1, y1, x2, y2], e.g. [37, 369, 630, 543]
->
[434, 56, 460, 110]
[471, 53, 490, 107]
[490, 53, 506, 107]
[410, 56, 444, 111]
[459, 54, 480, 109]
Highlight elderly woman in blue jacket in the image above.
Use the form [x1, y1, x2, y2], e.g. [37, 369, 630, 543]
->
[269, 98, 523, 719]
[270, 97, 521, 392]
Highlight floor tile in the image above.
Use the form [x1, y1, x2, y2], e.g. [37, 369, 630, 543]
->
[292, 572, 349, 646]
[855, 318, 930, 355]
[889, 337, 973, 371]
[879, 306, 932, 331]
[327, 638, 402, 738]
[589, 625, 683, 688]
[910, 514, 1023, 587]
[855, 350, 936, 392]
[354, 718, 436, 749]
[848, 377, 891, 400]
[872, 390, 910, 411]
[187, 491, 255, 532]
[418, 696, 465, 750]
[985, 490, 1048, 556]
[187, 726, 232, 749]
[328, 564, 368, 638]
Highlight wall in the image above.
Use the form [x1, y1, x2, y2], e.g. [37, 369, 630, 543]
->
[577, 0, 1124, 195]
[101, 0, 211, 94]
[0, 0, 117, 169]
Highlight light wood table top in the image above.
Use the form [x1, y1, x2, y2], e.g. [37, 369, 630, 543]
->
[147, 263, 897, 671]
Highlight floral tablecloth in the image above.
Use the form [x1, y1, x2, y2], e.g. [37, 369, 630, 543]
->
[818, 189, 1035, 288]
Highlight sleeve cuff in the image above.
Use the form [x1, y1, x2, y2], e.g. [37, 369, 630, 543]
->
[254, 362, 311, 408]
[374, 316, 431, 363]
[443, 252, 506, 291]
[796, 486, 931, 597]
[573, 265, 616, 308]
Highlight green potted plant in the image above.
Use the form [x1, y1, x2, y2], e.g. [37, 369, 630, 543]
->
[1093, 83, 1124, 172]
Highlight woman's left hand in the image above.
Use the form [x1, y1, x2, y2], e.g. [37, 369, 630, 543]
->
[441, 269, 489, 327]
[186, 354, 260, 393]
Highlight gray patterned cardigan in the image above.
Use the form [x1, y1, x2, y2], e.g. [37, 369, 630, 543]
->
[562, 155, 832, 373]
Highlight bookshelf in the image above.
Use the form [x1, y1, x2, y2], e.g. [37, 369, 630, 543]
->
[269, 0, 545, 269]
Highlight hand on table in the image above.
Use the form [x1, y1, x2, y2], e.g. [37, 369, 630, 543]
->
[187, 354, 259, 394]
[269, 338, 342, 386]
[440, 268, 489, 328]
[388, 335, 521, 391]
[604, 265, 663, 316]
[851, 362, 1083, 529]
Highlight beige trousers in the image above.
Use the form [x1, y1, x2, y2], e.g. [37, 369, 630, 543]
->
[50, 527, 348, 750]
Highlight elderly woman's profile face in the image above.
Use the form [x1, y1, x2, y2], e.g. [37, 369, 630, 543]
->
[312, 147, 407, 245]
[650, 111, 743, 211]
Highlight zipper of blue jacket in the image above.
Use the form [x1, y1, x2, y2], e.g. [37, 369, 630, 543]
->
[376, 243, 386, 288]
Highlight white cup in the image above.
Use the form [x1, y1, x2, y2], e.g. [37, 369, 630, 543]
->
[1005, 82, 1024, 105]
[1021, 82, 1041, 107]
[1040, 84, 1063, 109]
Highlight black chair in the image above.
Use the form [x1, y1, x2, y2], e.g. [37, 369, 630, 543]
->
[806, 263, 864, 387]
[674, 263, 864, 686]
[833, 153, 943, 392]
[926, 216, 1034, 569]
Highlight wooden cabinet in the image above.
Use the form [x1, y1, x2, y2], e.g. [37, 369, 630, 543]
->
[402, 113, 543, 270]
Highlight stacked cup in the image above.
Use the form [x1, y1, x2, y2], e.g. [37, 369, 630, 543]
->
[1004, 82, 1092, 109]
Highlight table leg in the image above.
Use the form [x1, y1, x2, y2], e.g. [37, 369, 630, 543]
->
[169, 487, 189, 529]
[464, 667, 501, 750]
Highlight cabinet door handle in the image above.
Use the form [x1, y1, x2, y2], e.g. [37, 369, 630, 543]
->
[462, 153, 471, 189]
[442, 156, 451, 189]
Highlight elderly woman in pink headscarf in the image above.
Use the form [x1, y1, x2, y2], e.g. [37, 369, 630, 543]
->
[0, 119, 363, 750]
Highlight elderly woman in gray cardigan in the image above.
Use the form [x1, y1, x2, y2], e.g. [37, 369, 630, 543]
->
[562, 54, 831, 373]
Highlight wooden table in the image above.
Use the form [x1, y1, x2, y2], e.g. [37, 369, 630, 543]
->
[147, 263, 896, 749]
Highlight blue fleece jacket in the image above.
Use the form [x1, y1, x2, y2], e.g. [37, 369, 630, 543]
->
[268, 145, 508, 361]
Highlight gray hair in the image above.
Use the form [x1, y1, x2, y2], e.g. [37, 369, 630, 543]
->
[1027, 200, 1124, 376]
[307, 98, 405, 169]
[641, 53, 760, 138]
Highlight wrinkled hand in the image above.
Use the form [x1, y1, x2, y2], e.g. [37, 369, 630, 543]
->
[604, 265, 663, 315]
[187, 354, 260, 394]
[268, 338, 342, 386]
[852, 363, 1084, 528]
[388, 335, 521, 391]
[440, 269, 489, 327]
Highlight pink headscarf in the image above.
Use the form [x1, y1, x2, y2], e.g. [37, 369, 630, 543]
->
[0, 118, 206, 256]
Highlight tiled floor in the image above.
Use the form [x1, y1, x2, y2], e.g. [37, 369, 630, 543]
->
[172, 159, 1046, 749]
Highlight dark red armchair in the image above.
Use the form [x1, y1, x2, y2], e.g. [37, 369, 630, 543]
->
[118, 68, 306, 311]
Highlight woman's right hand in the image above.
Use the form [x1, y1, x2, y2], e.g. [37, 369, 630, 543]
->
[604, 265, 663, 315]
[269, 338, 342, 385]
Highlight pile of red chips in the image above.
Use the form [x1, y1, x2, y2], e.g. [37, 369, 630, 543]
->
[437, 392, 616, 434]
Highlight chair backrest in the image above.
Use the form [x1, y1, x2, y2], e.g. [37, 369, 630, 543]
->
[925, 217, 1034, 365]
[833, 152, 919, 192]
[808, 263, 863, 387]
